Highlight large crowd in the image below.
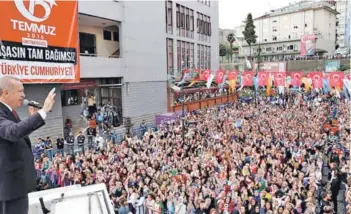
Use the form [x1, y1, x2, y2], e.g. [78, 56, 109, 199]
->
[32, 88, 351, 214]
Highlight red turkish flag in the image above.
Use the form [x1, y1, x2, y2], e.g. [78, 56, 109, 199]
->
[227, 70, 238, 80]
[243, 71, 255, 86]
[258, 72, 269, 86]
[310, 72, 323, 88]
[290, 71, 304, 87]
[200, 69, 211, 81]
[329, 72, 345, 87]
[215, 70, 226, 83]
[273, 72, 286, 86]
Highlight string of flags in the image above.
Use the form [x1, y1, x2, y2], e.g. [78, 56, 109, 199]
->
[175, 69, 351, 96]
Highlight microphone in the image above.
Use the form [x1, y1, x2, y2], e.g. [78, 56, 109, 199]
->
[23, 99, 43, 109]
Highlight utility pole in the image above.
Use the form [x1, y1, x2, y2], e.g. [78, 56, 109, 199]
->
[255, 41, 262, 107]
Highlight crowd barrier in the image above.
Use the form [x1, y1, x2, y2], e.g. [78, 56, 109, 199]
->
[32, 124, 157, 161]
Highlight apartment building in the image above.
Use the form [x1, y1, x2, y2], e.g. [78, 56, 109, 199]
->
[9, 1, 218, 140]
[335, 0, 350, 54]
[237, 1, 338, 61]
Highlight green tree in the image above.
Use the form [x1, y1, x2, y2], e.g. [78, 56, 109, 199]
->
[219, 44, 227, 61]
[227, 33, 235, 62]
[242, 13, 257, 57]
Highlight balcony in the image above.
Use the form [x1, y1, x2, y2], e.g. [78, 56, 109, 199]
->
[78, 14, 122, 78]
[78, 0, 123, 21]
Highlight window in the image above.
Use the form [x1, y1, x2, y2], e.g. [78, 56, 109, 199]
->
[204, 46, 207, 69]
[287, 45, 294, 50]
[208, 17, 211, 36]
[266, 47, 272, 52]
[176, 4, 180, 28]
[113, 28, 119, 41]
[197, 44, 200, 68]
[272, 26, 277, 32]
[200, 45, 204, 69]
[61, 89, 81, 106]
[272, 20, 277, 23]
[190, 43, 194, 67]
[293, 25, 298, 29]
[190, 10, 194, 31]
[186, 8, 189, 30]
[207, 46, 210, 69]
[79, 32, 96, 55]
[180, 6, 185, 28]
[103, 30, 112, 40]
[166, 38, 173, 72]
[182, 41, 186, 68]
[272, 36, 277, 41]
[305, 23, 307, 27]
[197, 12, 201, 33]
[166, 1, 173, 34]
[277, 46, 283, 51]
[186, 42, 190, 67]
[200, 14, 204, 34]
[177, 41, 181, 69]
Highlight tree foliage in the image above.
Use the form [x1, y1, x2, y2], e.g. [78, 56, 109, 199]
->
[242, 13, 257, 56]
[219, 44, 227, 57]
[226, 33, 236, 62]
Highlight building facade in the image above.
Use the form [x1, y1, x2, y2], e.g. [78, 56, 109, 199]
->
[237, 1, 338, 61]
[12, 0, 219, 141]
[334, 0, 350, 54]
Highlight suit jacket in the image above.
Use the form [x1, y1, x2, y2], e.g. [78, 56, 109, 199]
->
[0, 102, 45, 201]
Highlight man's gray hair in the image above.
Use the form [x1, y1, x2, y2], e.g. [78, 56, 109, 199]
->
[0, 76, 21, 96]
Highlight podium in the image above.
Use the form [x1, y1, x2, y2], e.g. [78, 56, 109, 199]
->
[28, 184, 115, 214]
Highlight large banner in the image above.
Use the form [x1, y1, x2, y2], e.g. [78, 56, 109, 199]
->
[325, 60, 340, 73]
[254, 62, 286, 72]
[300, 34, 316, 56]
[0, 0, 80, 83]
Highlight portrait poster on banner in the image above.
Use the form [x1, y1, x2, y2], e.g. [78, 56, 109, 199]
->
[300, 34, 316, 56]
[0, 0, 80, 83]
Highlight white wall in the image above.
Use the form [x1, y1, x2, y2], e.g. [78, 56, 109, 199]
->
[78, 1, 123, 22]
[122, 1, 168, 82]
[79, 25, 119, 57]
[80, 57, 122, 78]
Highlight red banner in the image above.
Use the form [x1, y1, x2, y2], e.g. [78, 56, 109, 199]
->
[345, 74, 351, 80]
[329, 72, 345, 87]
[300, 34, 316, 56]
[227, 70, 238, 80]
[200, 69, 211, 81]
[310, 72, 323, 88]
[273, 72, 286, 86]
[290, 71, 304, 87]
[243, 71, 255, 86]
[258, 72, 270, 86]
[215, 70, 226, 83]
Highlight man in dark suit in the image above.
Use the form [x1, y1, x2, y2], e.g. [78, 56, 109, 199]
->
[0, 76, 56, 214]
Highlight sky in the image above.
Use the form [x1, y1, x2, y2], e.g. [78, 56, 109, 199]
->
[219, 0, 296, 29]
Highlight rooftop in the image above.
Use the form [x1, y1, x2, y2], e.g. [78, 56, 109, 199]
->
[254, 0, 338, 20]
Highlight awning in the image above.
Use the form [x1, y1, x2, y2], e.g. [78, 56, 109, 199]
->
[61, 80, 98, 90]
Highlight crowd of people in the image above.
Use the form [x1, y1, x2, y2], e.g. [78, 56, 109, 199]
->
[174, 89, 230, 105]
[32, 88, 350, 214]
